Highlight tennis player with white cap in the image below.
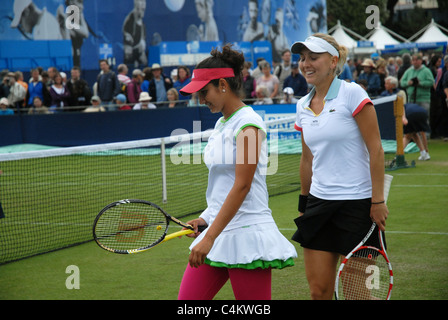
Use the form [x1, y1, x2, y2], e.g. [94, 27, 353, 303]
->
[290, 33, 389, 300]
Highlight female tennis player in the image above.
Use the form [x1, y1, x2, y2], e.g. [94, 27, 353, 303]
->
[177, 44, 297, 300]
[290, 34, 389, 300]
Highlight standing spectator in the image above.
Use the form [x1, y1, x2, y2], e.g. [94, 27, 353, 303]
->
[6, 72, 26, 111]
[357, 58, 380, 97]
[402, 102, 430, 161]
[397, 53, 411, 83]
[173, 66, 192, 102]
[0, 97, 14, 115]
[66, 66, 91, 111]
[242, 61, 256, 104]
[117, 64, 131, 86]
[49, 72, 70, 112]
[274, 49, 292, 93]
[338, 60, 353, 82]
[15, 71, 28, 107]
[46, 67, 58, 88]
[148, 63, 173, 106]
[127, 69, 144, 105]
[97, 59, 121, 109]
[256, 60, 279, 101]
[27, 68, 46, 107]
[387, 57, 397, 77]
[140, 67, 153, 93]
[400, 53, 435, 115]
[376, 58, 388, 94]
[283, 62, 308, 97]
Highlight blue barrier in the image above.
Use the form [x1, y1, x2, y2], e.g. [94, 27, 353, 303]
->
[0, 100, 396, 148]
[0, 40, 72, 72]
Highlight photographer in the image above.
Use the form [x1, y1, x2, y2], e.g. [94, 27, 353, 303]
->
[400, 53, 435, 115]
[4, 72, 26, 111]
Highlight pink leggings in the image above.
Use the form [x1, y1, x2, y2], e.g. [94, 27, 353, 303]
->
[178, 263, 272, 300]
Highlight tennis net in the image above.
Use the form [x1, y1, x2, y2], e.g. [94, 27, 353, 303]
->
[0, 116, 300, 264]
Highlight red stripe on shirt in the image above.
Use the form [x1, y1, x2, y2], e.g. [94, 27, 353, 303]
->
[352, 98, 373, 117]
[294, 123, 302, 132]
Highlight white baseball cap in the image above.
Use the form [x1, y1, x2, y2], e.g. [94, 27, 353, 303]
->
[291, 36, 339, 58]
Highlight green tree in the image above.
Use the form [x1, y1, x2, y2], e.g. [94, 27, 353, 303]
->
[327, 0, 389, 36]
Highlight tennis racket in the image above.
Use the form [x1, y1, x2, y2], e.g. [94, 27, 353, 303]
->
[335, 174, 394, 300]
[93, 199, 206, 254]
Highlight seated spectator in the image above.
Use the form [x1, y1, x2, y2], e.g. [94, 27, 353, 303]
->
[0, 97, 14, 115]
[358, 58, 381, 97]
[253, 85, 273, 105]
[283, 62, 308, 98]
[173, 66, 191, 102]
[28, 96, 50, 114]
[115, 94, 132, 110]
[380, 76, 400, 97]
[83, 95, 106, 112]
[49, 72, 70, 112]
[167, 88, 183, 108]
[133, 92, 156, 110]
[280, 87, 298, 104]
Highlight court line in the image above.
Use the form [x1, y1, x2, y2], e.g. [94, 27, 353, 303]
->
[278, 228, 448, 236]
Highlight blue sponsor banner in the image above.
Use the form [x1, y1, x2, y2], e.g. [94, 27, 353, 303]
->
[0, 0, 326, 71]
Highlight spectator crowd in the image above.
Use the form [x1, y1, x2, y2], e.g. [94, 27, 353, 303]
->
[1, 50, 447, 141]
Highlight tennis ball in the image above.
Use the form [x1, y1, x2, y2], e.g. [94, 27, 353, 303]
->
[156, 225, 162, 231]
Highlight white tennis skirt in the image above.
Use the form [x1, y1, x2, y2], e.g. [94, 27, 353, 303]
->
[188, 222, 297, 270]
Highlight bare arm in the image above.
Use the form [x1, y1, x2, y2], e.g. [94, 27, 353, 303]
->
[299, 132, 313, 215]
[355, 103, 389, 231]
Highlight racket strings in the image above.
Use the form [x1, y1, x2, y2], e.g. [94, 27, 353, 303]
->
[94, 202, 168, 251]
[339, 248, 390, 300]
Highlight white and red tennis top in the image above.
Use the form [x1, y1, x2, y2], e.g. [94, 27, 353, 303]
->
[295, 77, 374, 200]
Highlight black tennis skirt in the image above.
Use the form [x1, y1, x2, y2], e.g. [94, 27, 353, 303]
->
[292, 194, 385, 256]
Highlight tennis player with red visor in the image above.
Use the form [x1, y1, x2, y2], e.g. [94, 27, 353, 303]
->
[177, 44, 297, 300]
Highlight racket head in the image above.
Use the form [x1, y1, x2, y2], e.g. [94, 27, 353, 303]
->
[93, 199, 171, 254]
[335, 245, 393, 300]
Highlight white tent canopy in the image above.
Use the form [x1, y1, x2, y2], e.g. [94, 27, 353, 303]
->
[367, 23, 401, 50]
[414, 19, 448, 43]
[330, 21, 357, 49]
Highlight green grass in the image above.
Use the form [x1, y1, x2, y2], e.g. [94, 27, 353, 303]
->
[0, 140, 447, 300]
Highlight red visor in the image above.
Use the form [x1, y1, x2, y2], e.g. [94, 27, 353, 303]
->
[180, 68, 235, 96]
